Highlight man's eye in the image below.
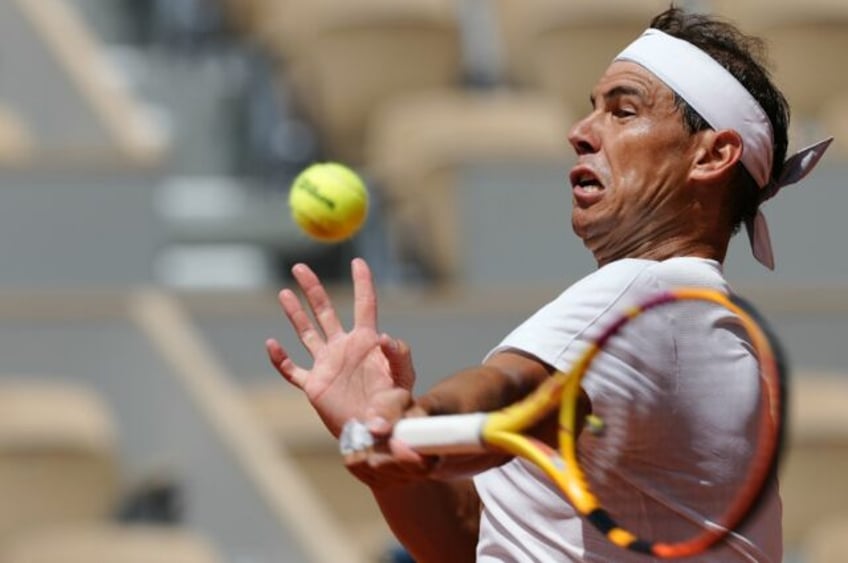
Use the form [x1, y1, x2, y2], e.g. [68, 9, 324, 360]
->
[613, 107, 636, 118]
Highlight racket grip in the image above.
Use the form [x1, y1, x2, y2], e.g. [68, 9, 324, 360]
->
[393, 413, 488, 455]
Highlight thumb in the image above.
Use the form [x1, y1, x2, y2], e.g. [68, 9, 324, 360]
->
[364, 387, 413, 438]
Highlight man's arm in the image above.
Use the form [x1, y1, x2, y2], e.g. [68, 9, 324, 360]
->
[374, 479, 481, 563]
[418, 350, 553, 415]
[346, 352, 554, 562]
[267, 259, 552, 560]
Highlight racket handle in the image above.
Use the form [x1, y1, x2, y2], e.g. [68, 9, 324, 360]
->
[393, 413, 488, 455]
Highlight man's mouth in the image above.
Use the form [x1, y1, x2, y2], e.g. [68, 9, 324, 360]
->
[570, 167, 604, 193]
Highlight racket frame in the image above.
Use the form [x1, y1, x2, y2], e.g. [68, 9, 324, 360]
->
[382, 288, 785, 558]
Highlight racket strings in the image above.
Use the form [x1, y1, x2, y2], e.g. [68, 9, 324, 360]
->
[578, 367, 772, 543]
[563, 292, 784, 557]
[590, 460, 771, 562]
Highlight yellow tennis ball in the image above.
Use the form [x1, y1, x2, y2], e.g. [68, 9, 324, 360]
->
[288, 162, 369, 242]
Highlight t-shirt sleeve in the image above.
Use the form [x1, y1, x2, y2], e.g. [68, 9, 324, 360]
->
[485, 260, 661, 371]
[485, 258, 729, 371]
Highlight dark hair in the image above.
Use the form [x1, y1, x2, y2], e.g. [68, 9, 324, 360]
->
[649, 7, 790, 232]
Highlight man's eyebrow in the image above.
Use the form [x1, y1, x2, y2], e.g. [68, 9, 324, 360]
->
[589, 85, 646, 107]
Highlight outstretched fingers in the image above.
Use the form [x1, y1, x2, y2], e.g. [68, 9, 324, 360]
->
[291, 263, 344, 339]
[352, 258, 378, 330]
[277, 288, 324, 356]
[265, 338, 308, 389]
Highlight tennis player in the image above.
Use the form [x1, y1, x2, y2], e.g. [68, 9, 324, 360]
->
[267, 7, 830, 562]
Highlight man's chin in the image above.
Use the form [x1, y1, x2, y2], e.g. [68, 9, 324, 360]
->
[571, 220, 619, 263]
[571, 213, 594, 242]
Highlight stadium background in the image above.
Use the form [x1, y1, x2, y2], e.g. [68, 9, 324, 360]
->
[0, 0, 846, 561]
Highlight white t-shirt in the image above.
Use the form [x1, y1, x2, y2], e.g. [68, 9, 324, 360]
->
[473, 257, 782, 562]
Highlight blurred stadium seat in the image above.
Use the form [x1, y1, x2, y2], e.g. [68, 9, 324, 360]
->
[820, 97, 848, 158]
[2, 0, 167, 168]
[0, 103, 34, 164]
[711, 0, 848, 128]
[365, 88, 570, 281]
[244, 383, 394, 561]
[780, 375, 848, 547]
[0, 378, 120, 545]
[218, 0, 265, 37]
[802, 515, 848, 563]
[490, 0, 668, 116]
[256, 0, 464, 164]
[0, 523, 223, 563]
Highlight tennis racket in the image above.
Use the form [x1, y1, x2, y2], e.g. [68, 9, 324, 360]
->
[339, 287, 786, 559]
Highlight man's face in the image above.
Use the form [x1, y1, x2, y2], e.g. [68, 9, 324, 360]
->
[568, 61, 702, 264]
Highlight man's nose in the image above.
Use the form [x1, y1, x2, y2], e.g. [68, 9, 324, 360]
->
[568, 114, 599, 155]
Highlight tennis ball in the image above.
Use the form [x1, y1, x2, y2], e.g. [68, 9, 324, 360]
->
[288, 162, 369, 243]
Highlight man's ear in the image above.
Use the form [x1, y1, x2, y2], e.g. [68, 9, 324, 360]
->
[689, 129, 744, 183]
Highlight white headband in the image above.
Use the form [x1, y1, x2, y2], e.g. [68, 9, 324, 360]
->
[615, 29, 833, 269]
